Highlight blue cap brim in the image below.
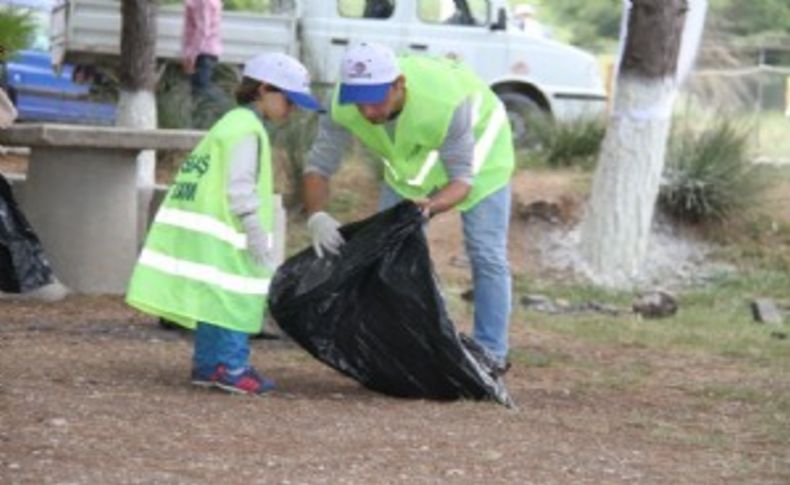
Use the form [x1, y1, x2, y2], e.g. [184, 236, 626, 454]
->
[283, 90, 324, 112]
[338, 82, 392, 104]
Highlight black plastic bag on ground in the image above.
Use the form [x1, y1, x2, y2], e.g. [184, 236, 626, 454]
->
[0, 174, 53, 293]
[269, 201, 512, 406]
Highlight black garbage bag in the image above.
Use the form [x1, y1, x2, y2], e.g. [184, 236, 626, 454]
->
[269, 201, 512, 406]
[0, 174, 53, 292]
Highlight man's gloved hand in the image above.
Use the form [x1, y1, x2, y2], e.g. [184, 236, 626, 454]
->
[307, 211, 345, 258]
[242, 214, 275, 268]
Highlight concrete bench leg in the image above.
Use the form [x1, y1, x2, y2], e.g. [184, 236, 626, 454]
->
[21, 147, 139, 294]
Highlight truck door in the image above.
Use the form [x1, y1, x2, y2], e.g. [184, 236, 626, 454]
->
[399, 0, 506, 84]
[300, 0, 407, 87]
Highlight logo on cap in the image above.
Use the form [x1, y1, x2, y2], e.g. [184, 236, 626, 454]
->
[349, 61, 372, 79]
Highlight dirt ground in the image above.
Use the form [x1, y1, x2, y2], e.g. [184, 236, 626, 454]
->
[1, 157, 788, 483]
[2, 295, 788, 484]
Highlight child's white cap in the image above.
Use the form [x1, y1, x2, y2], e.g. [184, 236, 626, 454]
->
[243, 53, 322, 111]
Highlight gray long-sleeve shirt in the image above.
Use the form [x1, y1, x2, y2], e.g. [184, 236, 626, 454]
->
[305, 98, 475, 184]
[227, 133, 260, 218]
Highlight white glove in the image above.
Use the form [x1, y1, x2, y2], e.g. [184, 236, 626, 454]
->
[241, 215, 275, 268]
[307, 211, 345, 258]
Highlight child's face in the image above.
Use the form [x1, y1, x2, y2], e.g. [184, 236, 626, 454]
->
[258, 87, 295, 123]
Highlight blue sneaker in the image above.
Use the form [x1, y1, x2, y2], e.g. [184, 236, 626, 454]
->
[213, 365, 276, 395]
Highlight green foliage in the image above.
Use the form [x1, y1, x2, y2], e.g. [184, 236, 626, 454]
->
[0, 9, 35, 61]
[157, 62, 236, 129]
[223, 0, 271, 11]
[516, 0, 621, 52]
[516, 0, 790, 54]
[521, 116, 606, 169]
[708, 0, 790, 37]
[658, 119, 766, 224]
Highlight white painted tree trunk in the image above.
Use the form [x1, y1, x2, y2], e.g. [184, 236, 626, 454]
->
[117, 89, 157, 244]
[116, 90, 157, 187]
[579, 76, 676, 287]
[578, 0, 707, 288]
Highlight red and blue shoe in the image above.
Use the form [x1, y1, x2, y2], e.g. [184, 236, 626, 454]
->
[213, 365, 276, 395]
[191, 366, 224, 388]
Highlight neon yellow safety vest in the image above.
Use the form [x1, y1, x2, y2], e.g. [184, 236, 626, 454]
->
[126, 107, 274, 334]
[331, 55, 515, 211]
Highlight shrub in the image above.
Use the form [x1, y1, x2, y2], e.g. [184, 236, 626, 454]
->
[658, 119, 766, 224]
[519, 116, 606, 169]
[544, 117, 606, 168]
[0, 9, 35, 61]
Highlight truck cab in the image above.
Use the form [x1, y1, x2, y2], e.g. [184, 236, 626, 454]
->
[299, 0, 606, 145]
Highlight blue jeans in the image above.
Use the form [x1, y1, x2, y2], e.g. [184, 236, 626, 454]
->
[191, 54, 217, 95]
[193, 321, 250, 373]
[378, 183, 512, 361]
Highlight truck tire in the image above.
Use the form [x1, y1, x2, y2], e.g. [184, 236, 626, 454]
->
[498, 91, 549, 150]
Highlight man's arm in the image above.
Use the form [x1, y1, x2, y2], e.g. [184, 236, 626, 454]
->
[302, 111, 353, 257]
[302, 112, 352, 215]
[181, 0, 198, 73]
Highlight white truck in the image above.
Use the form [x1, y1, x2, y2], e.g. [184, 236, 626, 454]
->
[51, 0, 607, 144]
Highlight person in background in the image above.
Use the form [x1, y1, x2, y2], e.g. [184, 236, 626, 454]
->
[182, 0, 223, 97]
[126, 53, 322, 396]
[302, 43, 515, 374]
[513, 4, 550, 38]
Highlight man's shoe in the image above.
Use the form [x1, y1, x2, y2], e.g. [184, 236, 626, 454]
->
[492, 360, 512, 378]
[213, 365, 275, 395]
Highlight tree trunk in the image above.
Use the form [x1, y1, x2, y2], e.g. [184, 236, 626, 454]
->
[579, 0, 706, 288]
[117, 0, 157, 243]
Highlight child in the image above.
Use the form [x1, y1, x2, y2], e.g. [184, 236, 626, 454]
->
[126, 53, 321, 395]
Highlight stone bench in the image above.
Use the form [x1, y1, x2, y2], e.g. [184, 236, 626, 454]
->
[0, 123, 286, 295]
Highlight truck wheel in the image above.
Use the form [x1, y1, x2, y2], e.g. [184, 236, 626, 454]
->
[498, 92, 549, 150]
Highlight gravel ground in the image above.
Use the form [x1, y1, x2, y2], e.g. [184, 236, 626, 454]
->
[1, 295, 788, 484]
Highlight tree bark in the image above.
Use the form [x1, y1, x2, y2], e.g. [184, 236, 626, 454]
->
[117, 0, 158, 243]
[579, 0, 705, 288]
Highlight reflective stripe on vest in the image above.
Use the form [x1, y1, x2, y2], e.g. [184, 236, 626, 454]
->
[154, 207, 273, 251]
[472, 101, 507, 175]
[407, 150, 439, 187]
[405, 94, 504, 186]
[138, 248, 270, 295]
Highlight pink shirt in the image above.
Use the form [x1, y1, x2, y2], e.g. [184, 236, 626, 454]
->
[182, 0, 223, 63]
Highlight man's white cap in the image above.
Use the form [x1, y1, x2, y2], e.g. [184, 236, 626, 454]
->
[339, 42, 401, 104]
[243, 52, 322, 111]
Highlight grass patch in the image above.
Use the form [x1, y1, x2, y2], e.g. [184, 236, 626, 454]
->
[520, 274, 790, 372]
[508, 347, 573, 369]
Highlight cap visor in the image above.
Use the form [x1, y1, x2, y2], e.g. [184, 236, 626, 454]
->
[338, 82, 392, 104]
[283, 90, 324, 112]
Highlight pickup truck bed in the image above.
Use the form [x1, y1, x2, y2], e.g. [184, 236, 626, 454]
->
[50, 0, 298, 67]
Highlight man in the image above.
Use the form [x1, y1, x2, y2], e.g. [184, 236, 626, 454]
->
[513, 4, 550, 38]
[182, 0, 222, 96]
[302, 42, 515, 371]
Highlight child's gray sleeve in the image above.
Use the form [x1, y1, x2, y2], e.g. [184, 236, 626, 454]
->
[227, 133, 261, 218]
